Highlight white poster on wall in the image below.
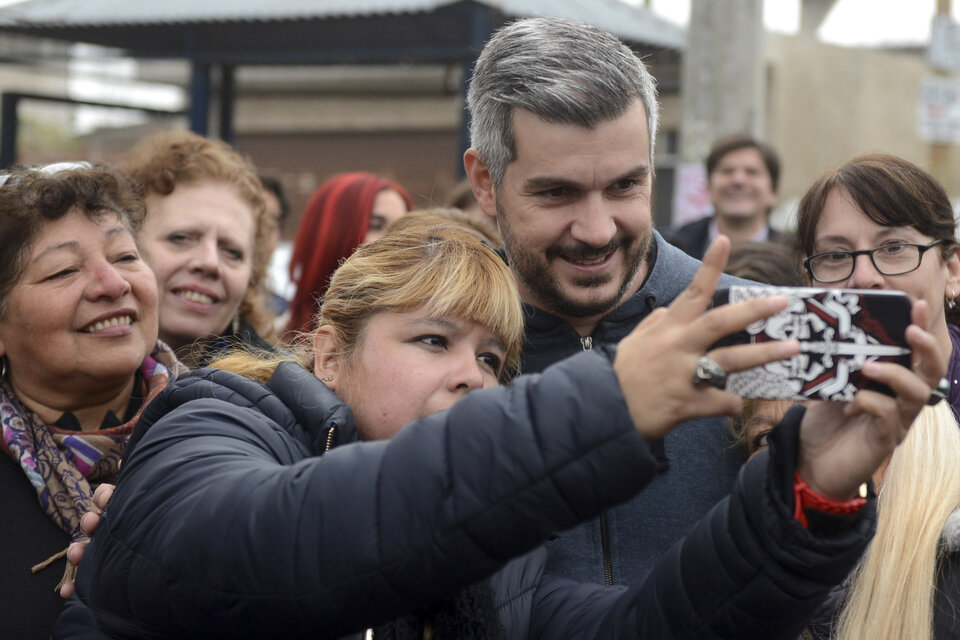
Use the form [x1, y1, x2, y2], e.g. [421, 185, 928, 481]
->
[929, 14, 960, 73]
[919, 76, 960, 144]
[670, 162, 712, 228]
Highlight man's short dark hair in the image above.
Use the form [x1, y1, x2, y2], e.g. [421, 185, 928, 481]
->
[706, 134, 780, 192]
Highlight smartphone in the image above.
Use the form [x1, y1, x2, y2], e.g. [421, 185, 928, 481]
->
[711, 286, 913, 401]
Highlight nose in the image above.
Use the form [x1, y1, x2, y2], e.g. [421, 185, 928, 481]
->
[849, 253, 884, 289]
[569, 195, 617, 248]
[86, 261, 132, 300]
[447, 352, 487, 394]
[189, 237, 221, 278]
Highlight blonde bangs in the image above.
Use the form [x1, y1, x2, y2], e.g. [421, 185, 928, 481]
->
[420, 246, 523, 373]
[379, 235, 523, 376]
[328, 225, 524, 377]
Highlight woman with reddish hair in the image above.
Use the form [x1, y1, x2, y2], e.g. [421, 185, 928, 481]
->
[286, 172, 412, 337]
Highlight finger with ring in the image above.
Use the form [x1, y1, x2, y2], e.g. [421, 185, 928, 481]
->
[693, 356, 727, 390]
[927, 377, 950, 406]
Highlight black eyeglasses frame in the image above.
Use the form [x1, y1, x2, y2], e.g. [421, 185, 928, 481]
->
[803, 239, 944, 284]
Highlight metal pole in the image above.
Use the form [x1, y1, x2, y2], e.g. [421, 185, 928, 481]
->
[930, 0, 953, 185]
[189, 61, 211, 136]
[457, 6, 493, 177]
[219, 64, 236, 144]
[1, 93, 19, 168]
[673, 0, 765, 226]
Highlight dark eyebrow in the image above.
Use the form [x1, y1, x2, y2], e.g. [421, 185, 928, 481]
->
[32, 240, 79, 263]
[523, 165, 650, 192]
[814, 229, 908, 251]
[614, 166, 651, 182]
[31, 224, 130, 264]
[414, 316, 507, 353]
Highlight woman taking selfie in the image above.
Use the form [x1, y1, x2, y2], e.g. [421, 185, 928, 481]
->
[0, 164, 184, 640]
[75, 224, 942, 639]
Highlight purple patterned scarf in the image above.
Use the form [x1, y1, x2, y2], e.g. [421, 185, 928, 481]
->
[1, 342, 185, 543]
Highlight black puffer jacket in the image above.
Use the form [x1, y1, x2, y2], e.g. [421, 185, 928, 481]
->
[75, 353, 874, 639]
[489, 407, 873, 640]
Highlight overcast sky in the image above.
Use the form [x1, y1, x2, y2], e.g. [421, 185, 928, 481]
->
[0, 0, 950, 47]
[641, 0, 957, 46]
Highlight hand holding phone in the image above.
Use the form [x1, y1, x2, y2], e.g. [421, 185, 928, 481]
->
[712, 286, 912, 401]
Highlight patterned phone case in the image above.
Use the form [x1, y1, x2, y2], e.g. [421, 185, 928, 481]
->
[712, 286, 912, 401]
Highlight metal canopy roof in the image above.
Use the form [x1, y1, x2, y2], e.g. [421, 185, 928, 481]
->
[0, 0, 682, 168]
[0, 0, 683, 63]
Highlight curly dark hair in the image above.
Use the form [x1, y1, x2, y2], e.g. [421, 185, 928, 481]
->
[0, 163, 144, 317]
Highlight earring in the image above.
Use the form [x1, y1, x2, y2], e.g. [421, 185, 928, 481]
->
[321, 375, 333, 382]
[231, 315, 241, 335]
[0, 356, 6, 380]
[950, 291, 957, 310]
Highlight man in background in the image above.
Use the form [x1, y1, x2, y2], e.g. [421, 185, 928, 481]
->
[672, 134, 781, 259]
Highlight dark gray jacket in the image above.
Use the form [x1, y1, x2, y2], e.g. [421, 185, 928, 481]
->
[523, 231, 752, 584]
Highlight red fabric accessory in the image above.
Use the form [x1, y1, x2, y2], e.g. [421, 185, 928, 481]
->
[793, 471, 867, 528]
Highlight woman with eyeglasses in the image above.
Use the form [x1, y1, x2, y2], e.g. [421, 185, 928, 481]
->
[795, 153, 960, 639]
[797, 153, 960, 417]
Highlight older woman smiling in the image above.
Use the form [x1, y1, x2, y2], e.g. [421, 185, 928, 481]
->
[0, 163, 185, 639]
[124, 131, 276, 367]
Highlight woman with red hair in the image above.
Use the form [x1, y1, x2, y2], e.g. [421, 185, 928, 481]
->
[286, 172, 412, 338]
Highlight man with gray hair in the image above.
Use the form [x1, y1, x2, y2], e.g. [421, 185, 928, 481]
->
[464, 17, 747, 585]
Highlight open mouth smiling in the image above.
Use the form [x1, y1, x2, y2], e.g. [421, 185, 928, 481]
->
[174, 289, 218, 305]
[559, 250, 616, 268]
[566, 254, 611, 266]
[81, 314, 134, 333]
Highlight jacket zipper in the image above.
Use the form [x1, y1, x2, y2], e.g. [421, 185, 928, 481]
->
[599, 511, 614, 586]
[580, 336, 614, 586]
[324, 427, 336, 452]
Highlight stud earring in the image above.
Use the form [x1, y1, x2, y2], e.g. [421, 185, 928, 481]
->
[321, 375, 333, 382]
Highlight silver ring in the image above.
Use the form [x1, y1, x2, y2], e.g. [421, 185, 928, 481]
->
[927, 377, 950, 406]
[693, 356, 727, 390]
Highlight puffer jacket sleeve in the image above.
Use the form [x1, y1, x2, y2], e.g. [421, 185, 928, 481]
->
[77, 350, 658, 640]
[496, 405, 876, 640]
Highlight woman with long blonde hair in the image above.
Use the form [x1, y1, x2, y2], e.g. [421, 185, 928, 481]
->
[814, 401, 960, 639]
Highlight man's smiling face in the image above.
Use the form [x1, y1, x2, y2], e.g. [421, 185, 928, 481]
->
[486, 98, 653, 328]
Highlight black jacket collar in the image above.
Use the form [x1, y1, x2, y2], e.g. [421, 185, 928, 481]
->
[128, 362, 359, 459]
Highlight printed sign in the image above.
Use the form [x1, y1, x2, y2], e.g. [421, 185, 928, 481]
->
[670, 162, 712, 228]
[929, 14, 960, 73]
[919, 76, 960, 144]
